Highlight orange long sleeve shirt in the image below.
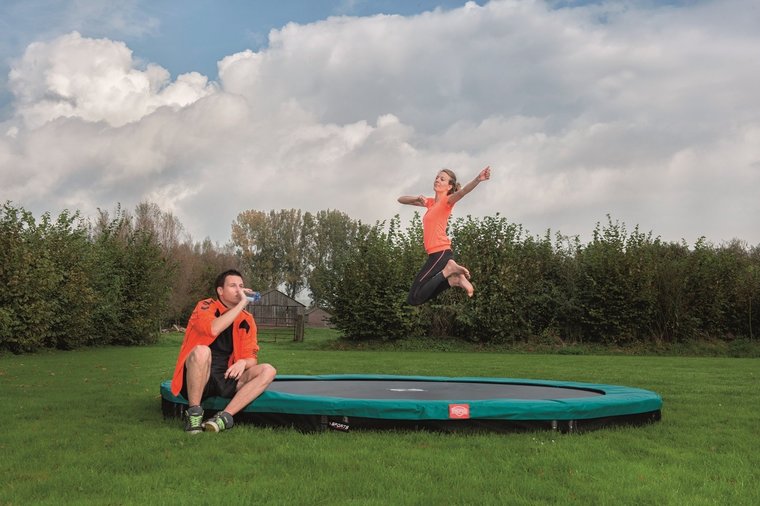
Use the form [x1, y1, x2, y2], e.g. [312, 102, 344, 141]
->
[170, 298, 258, 396]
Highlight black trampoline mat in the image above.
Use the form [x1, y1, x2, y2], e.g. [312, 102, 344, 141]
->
[267, 379, 604, 400]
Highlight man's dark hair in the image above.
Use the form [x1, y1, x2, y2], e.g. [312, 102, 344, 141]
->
[215, 269, 244, 294]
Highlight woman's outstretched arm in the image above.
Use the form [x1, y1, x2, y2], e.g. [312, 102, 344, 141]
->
[398, 195, 427, 206]
[448, 166, 490, 205]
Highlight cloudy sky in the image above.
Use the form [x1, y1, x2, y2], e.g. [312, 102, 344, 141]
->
[1, 0, 758, 247]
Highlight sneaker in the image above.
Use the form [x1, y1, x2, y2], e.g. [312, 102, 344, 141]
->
[203, 411, 234, 433]
[184, 405, 204, 434]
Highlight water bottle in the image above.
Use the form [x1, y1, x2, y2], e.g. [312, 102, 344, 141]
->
[246, 291, 261, 303]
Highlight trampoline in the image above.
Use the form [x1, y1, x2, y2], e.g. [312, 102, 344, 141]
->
[161, 374, 662, 433]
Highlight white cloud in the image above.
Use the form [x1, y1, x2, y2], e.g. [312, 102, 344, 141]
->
[8, 32, 215, 128]
[1, 0, 759, 247]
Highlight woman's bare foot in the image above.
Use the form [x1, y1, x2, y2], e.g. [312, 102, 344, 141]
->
[448, 273, 474, 297]
[442, 259, 471, 279]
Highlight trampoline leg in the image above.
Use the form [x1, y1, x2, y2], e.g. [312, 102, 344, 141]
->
[162, 398, 188, 419]
[551, 420, 577, 433]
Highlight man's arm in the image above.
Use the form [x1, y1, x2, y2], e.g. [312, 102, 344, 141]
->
[225, 357, 258, 380]
[210, 287, 249, 337]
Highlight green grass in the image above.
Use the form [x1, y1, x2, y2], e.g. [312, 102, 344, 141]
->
[1, 330, 758, 505]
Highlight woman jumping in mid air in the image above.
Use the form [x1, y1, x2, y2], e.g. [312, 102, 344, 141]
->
[398, 166, 491, 305]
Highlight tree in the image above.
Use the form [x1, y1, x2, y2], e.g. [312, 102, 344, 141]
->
[232, 210, 283, 292]
[89, 205, 173, 345]
[304, 209, 361, 308]
[232, 209, 314, 299]
[0, 203, 58, 352]
[38, 209, 97, 349]
[272, 209, 308, 299]
[134, 201, 187, 252]
[447, 213, 528, 342]
[326, 221, 415, 340]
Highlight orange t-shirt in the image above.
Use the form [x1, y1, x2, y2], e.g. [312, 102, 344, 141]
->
[422, 195, 454, 254]
[170, 298, 258, 396]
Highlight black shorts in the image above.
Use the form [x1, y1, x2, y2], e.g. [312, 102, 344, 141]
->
[180, 364, 238, 401]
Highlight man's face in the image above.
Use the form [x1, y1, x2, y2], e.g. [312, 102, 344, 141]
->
[217, 275, 245, 307]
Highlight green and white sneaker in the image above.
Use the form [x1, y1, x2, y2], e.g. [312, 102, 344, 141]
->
[184, 406, 204, 434]
[203, 411, 234, 433]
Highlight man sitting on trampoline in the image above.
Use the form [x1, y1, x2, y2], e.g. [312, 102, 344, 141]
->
[170, 269, 277, 434]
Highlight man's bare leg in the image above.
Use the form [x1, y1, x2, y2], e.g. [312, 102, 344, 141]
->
[224, 363, 278, 416]
[184, 345, 212, 406]
[183, 345, 212, 433]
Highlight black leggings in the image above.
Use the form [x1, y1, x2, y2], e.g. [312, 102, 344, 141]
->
[407, 249, 453, 306]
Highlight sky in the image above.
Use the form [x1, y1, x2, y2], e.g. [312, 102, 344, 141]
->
[1, 0, 759, 247]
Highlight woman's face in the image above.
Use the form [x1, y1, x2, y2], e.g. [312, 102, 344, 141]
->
[433, 171, 453, 193]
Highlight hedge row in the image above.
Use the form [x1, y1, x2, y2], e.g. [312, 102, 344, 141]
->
[326, 214, 760, 344]
[0, 203, 172, 353]
[5, 199, 759, 351]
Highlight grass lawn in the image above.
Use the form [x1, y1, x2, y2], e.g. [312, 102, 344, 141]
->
[1, 329, 758, 505]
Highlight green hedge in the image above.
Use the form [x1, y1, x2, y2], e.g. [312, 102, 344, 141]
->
[4, 200, 758, 351]
[0, 203, 172, 353]
[326, 214, 760, 344]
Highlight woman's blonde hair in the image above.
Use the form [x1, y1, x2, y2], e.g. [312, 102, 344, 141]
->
[440, 169, 461, 195]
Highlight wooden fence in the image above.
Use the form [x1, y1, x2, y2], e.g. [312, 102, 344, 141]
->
[249, 302, 304, 342]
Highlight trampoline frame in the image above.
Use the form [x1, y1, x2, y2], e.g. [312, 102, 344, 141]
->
[161, 374, 662, 433]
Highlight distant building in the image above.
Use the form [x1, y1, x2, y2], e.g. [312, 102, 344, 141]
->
[305, 307, 334, 328]
[248, 289, 305, 326]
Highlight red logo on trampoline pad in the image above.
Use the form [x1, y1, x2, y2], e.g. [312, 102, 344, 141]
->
[449, 404, 470, 419]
